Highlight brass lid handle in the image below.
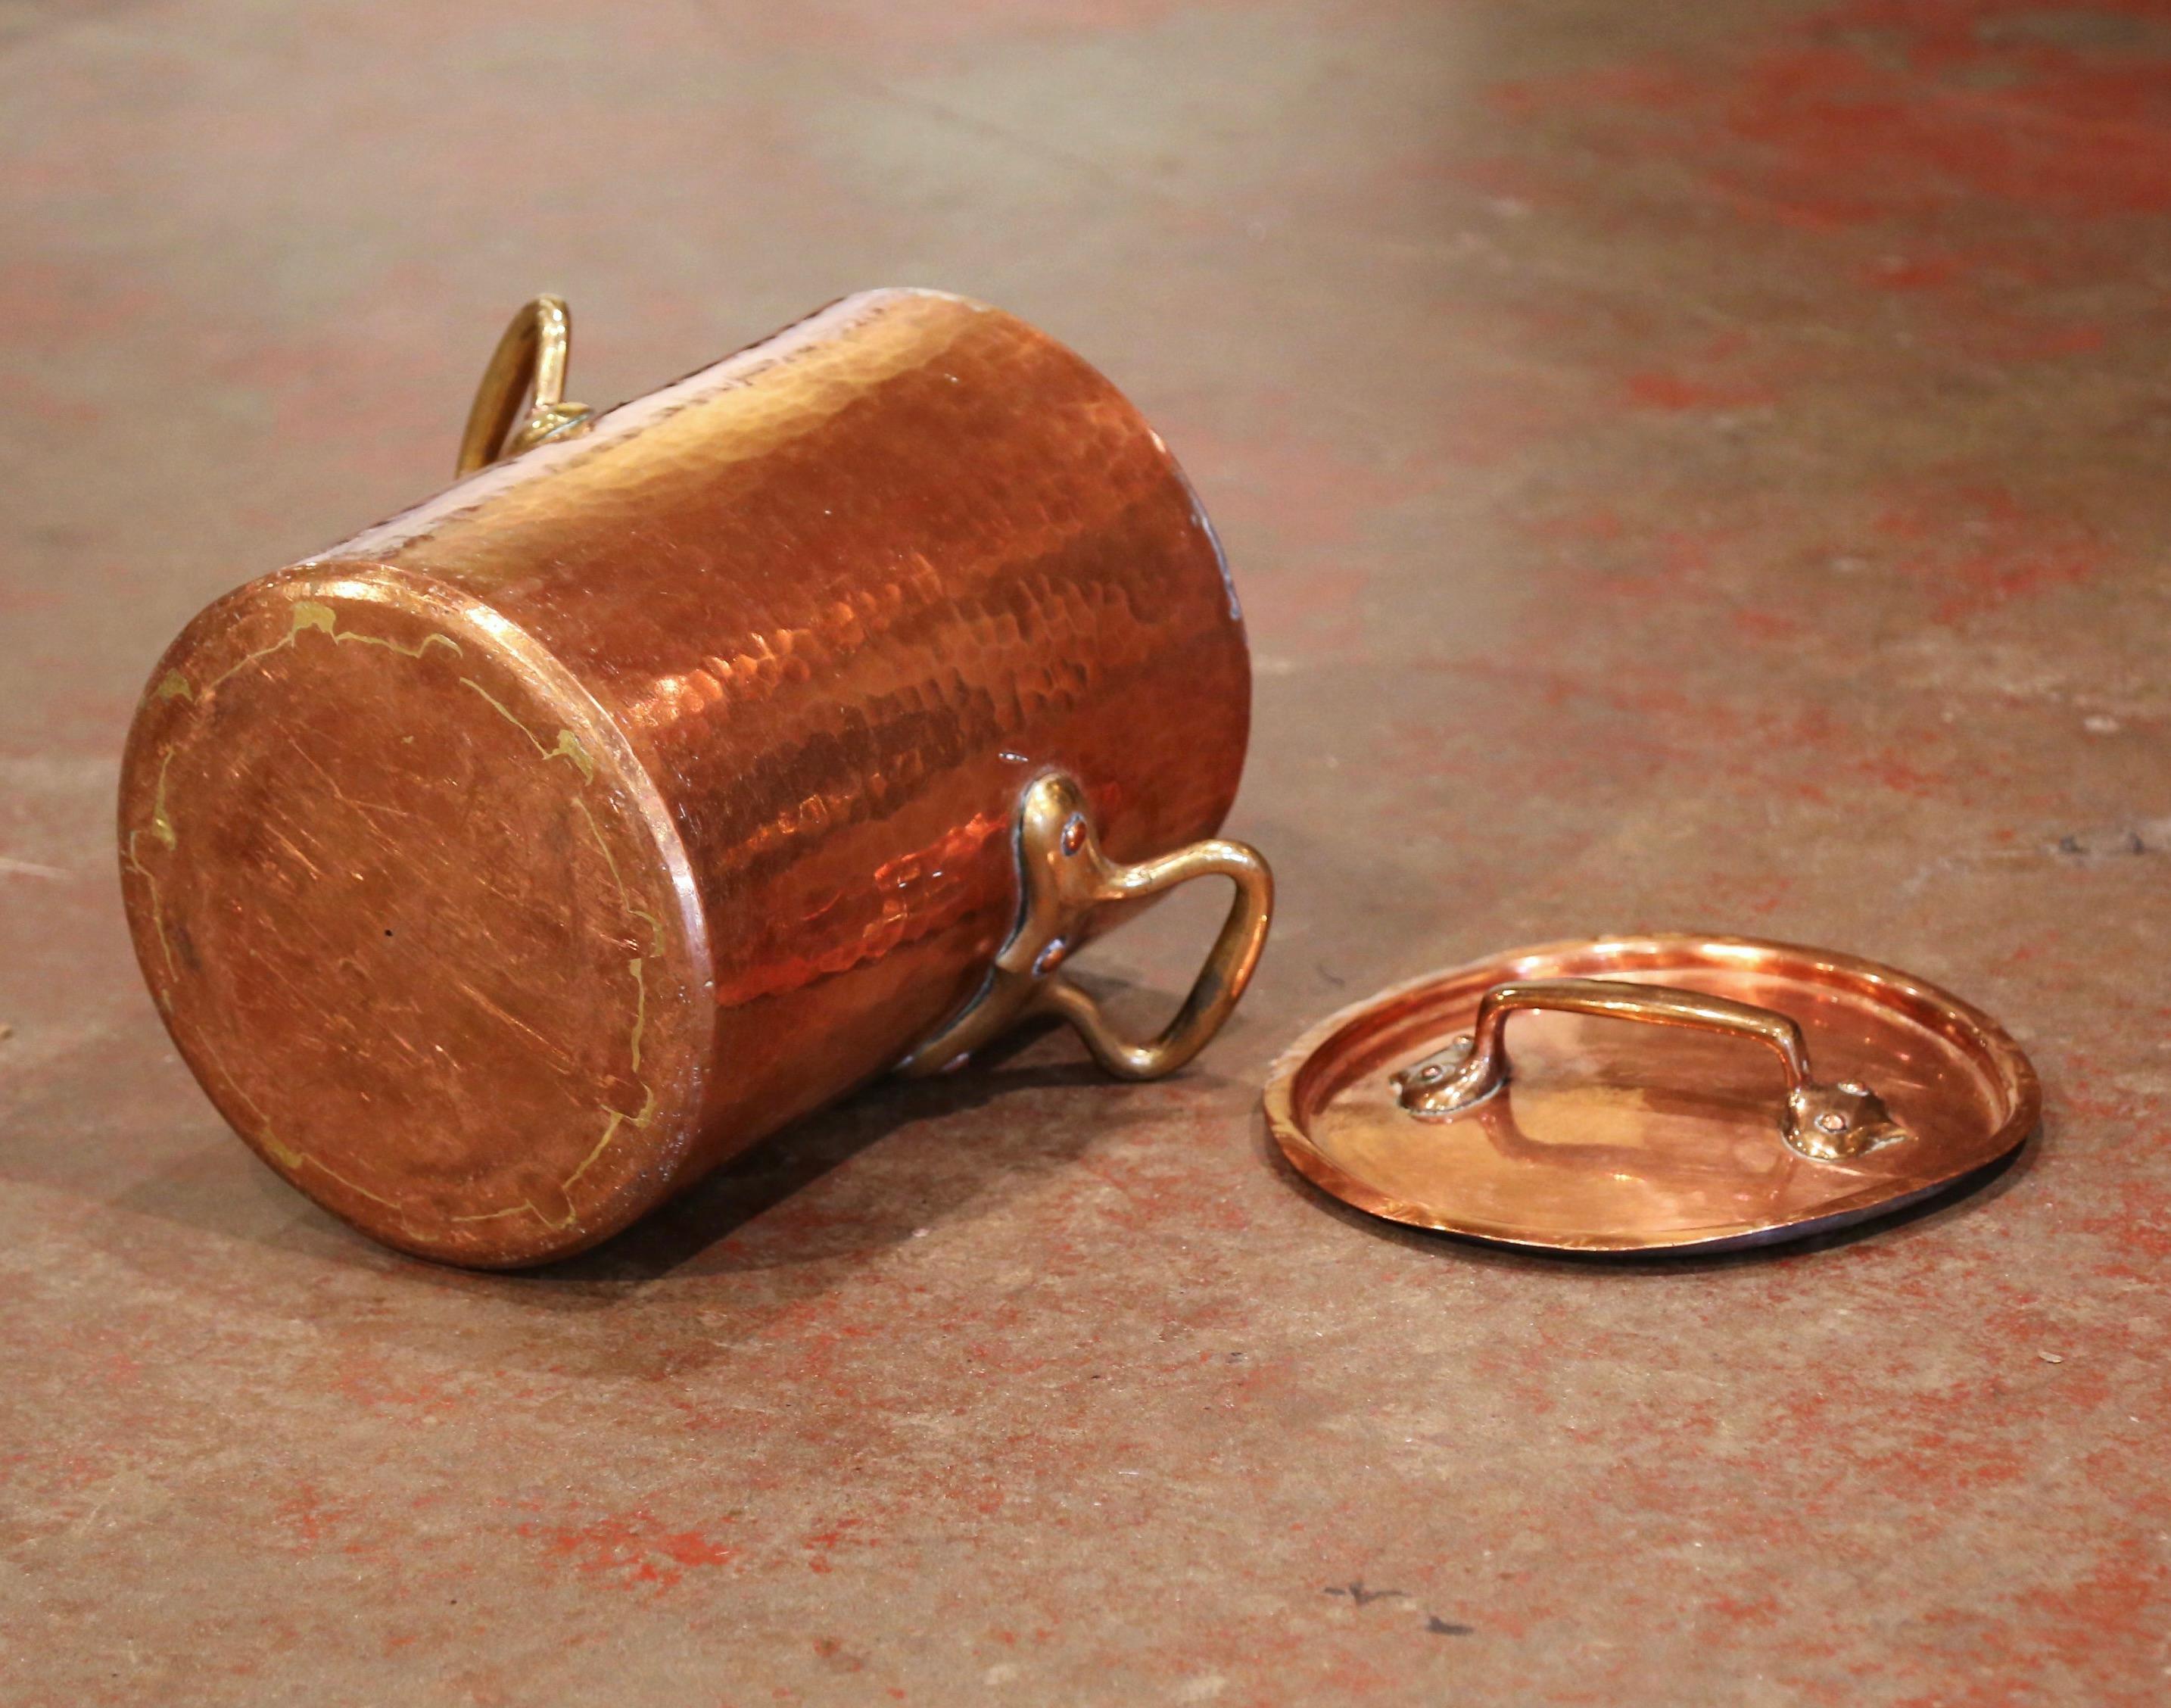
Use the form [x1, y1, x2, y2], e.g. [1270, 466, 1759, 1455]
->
[455, 295, 596, 475]
[1391, 977, 1910, 1162]
[900, 772, 1273, 1081]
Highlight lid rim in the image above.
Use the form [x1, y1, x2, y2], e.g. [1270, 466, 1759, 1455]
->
[1263, 932, 2040, 1255]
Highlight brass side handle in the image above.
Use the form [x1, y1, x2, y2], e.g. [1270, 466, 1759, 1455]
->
[901, 772, 1273, 1081]
[1391, 977, 1910, 1161]
[456, 295, 596, 476]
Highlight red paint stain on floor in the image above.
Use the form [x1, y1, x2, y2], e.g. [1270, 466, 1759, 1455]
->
[2023, 1532, 2171, 1708]
[1624, 369, 1780, 410]
[1491, 1, 2171, 232]
[802, 1514, 875, 1574]
[1623, 335, 1786, 412]
[520, 1507, 740, 1590]
[273, 1483, 364, 1555]
[1874, 481, 2105, 623]
[329, 1351, 467, 1418]
[1850, 746, 1948, 797]
[2076, 1173, 2171, 1275]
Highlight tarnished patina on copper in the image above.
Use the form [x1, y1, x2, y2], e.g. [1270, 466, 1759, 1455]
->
[1265, 935, 2038, 1254]
[117, 288, 1260, 1268]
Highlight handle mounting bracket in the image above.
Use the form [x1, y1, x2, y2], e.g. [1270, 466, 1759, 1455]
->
[900, 772, 1272, 1081]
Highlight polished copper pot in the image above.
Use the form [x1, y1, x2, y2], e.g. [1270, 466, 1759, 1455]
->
[118, 289, 1268, 1267]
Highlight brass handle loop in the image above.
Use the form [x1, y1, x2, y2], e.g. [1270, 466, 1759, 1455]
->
[1391, 977, 1909, 1162]
[455, 294, 596, 476]
[900, 771, 1273, 1081]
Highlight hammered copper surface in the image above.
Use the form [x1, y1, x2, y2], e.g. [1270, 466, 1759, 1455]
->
[116, 290, 1251, 1267]
[1266, 936, 2039, 1252]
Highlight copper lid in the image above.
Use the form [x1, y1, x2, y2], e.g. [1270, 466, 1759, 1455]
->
[1263, 934, 2039, 1253]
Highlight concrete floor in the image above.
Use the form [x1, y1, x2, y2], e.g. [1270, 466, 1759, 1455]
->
[5, 0, 2169, 1701]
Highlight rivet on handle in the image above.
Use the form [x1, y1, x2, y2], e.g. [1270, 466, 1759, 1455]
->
[899, 771, 1273, 1081]
[1391, 977, 1910, 1162]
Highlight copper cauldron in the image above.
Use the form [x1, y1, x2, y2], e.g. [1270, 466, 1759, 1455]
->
[118, 290, 1269, 1267]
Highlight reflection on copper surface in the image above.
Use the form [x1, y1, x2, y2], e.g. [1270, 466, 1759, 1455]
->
[1263, 935, 2038, 1254]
